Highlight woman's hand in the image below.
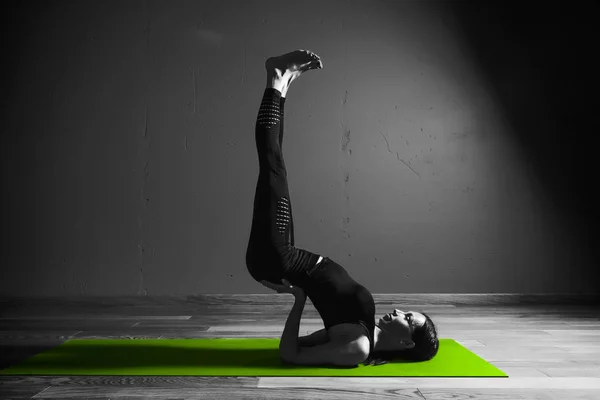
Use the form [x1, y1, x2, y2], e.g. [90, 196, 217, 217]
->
[260, 279, 305, 299]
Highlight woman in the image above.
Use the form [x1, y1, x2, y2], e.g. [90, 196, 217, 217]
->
[246, 50, 439, 367]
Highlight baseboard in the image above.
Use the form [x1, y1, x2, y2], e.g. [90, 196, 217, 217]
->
[0, 293, 599, 313]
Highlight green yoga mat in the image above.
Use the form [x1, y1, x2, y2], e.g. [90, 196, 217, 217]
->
[0, 338, 507, 377]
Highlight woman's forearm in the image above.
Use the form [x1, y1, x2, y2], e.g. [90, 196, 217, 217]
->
[278, 295, 306, 359]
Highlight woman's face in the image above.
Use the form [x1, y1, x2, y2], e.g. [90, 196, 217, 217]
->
[378, 309, 427, 347]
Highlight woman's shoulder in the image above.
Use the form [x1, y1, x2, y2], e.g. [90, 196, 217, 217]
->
[328, 323, 370, 351]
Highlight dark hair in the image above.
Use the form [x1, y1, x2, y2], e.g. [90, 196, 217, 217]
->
[363, 312, 439, 366]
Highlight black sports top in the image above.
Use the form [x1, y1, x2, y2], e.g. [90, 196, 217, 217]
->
[302, 257, 376, 355]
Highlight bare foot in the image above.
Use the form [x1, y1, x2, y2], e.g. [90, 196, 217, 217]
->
[265, 49, 323, 78]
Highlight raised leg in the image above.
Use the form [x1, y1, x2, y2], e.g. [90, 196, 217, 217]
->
[246, 50, 324, 283]
[278, 95, 294, 245]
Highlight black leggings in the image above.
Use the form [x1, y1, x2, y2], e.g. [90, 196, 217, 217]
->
[245, 88, 323, 286]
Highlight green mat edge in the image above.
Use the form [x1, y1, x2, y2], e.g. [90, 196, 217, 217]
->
[0, 338, 509, 377]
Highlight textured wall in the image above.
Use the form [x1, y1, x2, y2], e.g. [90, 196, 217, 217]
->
[1, 0, 597, 296]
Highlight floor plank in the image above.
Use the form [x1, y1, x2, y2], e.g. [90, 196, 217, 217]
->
[258, 377, 600, 389]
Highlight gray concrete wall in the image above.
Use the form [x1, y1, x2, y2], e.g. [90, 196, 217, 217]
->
[1, 0, 597, 296]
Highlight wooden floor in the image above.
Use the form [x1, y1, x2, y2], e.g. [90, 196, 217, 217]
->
[0, 294, 599, 399]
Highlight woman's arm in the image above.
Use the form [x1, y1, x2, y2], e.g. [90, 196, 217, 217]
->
[298, 328, 329, 347]
[278, 294, 306, 359]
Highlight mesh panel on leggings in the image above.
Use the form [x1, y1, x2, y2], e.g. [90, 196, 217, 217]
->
[257, 96, 281, 128]
[276, 197, 290, 235]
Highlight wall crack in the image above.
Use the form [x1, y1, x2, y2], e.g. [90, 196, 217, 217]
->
[379, 130, 420, 178]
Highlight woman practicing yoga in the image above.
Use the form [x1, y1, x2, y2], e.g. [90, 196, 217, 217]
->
[246, 50, 439, 367]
